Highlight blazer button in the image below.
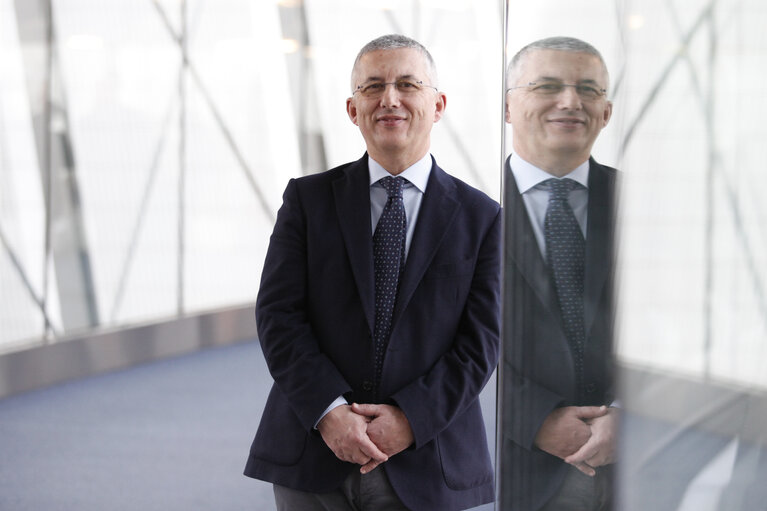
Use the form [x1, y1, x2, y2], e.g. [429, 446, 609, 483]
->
[585, 383, 596, 393]
[362, 380, 373, 392]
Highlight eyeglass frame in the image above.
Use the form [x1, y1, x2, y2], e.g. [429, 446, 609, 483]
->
[353, 79, 439, 97]
[506, 80, 608, 100]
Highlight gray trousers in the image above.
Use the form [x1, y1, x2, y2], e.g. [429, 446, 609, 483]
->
[539, 464, 613, 511]
[273, 466, 410, 511]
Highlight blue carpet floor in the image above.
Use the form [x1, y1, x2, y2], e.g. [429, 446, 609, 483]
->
[0, 341, 496, 510]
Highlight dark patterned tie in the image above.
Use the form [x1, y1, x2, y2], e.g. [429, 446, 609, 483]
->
[372, 176, 407, 395]
[544, 178, 586, 399]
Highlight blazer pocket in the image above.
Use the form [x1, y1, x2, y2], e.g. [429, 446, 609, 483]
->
[251, 397, 308, 466]
[436, 410, 494, 490]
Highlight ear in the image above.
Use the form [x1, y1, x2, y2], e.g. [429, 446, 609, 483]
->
[346, 97, 359, 125]
[432, 92, 447, 123]
[505, 95, 512, 123]
[601, 100, 613, 127]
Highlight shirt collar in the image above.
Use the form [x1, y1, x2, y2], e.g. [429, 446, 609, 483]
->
[368, 153, 432, 193]
[509, 152, 590, 193]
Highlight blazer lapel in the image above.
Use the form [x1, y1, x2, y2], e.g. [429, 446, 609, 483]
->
[391, 160, 459, 326]
[504, 158, 561, 319]
[332, 155, 376, 333]
[583, 159, 615, 337]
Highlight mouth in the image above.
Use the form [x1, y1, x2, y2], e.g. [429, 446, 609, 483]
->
[548, 117, 585, 127]
[376, 113, 407, 127]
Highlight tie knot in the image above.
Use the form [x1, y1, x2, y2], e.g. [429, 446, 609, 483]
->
[379, 176, 405, 199]
[545, 178, 580, 202]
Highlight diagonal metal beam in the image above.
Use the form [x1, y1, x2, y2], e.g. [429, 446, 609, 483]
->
[150, 0, 275, 224]
[15, 0, 100, 337]
[618, 0, 716, 159]
[382, 3, 489, 192]
[109, 92, 178, 322]
[0, 225, 59, 337]
[440, 118, 490, 192]
[177, 0, 187, 314]
[620, 0, 766, 364]
[665, 0, 766, 358]
[712, 151, 767, 337]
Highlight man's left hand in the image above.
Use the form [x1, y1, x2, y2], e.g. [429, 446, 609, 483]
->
[351, 403, 415, 474]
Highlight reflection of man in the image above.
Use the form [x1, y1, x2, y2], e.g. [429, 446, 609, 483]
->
[244, 34, 501, 511]
[501, 37, 618, 511]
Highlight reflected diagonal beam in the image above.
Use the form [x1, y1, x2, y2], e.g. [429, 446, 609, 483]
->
[0, 225, 59, 336]
[666, 1, 767, 338]
[668, 0, 706, 105]
[714, 153, 767, 331]
[109, 91, 178, 322]
[150, 0, 275, 224]
[667, 1, 744, 116]
[618, 0, 715, 159]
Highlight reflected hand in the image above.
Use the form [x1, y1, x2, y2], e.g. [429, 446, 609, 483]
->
[565, 407, 618, 476]
[534, 406, 609, 462]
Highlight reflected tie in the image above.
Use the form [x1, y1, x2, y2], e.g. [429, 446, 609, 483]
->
[544, 178, 586, 399]
[372, 176, 407, 396]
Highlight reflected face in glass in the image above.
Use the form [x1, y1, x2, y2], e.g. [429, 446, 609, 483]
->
[506, 49, 612, 172]
[346, 48, 446, 172]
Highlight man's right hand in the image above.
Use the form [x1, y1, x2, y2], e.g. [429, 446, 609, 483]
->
[317, 404, 389, 466]
[534, 406, 609, 461]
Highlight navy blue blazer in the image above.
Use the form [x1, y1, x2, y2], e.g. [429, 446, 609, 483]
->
[499, 156, 618, 511]
[245, 154, 502, 511]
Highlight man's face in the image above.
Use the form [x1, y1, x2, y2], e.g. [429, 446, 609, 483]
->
[506, 49, 612, 170]
[346, 48, 446, 170]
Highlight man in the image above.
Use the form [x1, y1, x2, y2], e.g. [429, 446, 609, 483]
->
[500, 36, 619, 511]
[244, 34, 501, 511]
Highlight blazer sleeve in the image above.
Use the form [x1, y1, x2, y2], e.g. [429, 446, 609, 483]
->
[255, 178, 352, 432]
[391, 206, 502, 449]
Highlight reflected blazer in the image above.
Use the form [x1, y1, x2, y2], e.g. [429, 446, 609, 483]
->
[244, 154, 502, 511]
[500, 156, 618, 511]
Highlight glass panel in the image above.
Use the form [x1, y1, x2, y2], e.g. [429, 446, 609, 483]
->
[498, 1, 767, 509]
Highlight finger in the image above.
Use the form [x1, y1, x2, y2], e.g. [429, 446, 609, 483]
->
[586, 455, 606, 469]
[358, 435, 388, 463]
[575, 405, 609, 420]
[351, 402, 381, 417]
[565, 437, 599, 465]
[360, 457, 384, 474]
[570, 461, 596, 477]
[347, 452, 372, 465]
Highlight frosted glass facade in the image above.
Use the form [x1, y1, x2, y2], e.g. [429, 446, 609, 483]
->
[0, 0, 501, 352]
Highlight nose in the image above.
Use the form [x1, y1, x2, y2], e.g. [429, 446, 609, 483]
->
[379, 83, 401, 108]
[557, 85, 582, 110]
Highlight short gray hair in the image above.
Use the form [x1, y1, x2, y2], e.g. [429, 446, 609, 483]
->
[506, 36, 609, 89]
[351, 34, 438, 92]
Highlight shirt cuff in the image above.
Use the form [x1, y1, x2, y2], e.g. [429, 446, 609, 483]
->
[314, 396, 349, 429]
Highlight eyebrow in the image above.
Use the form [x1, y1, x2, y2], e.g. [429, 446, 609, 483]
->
[536, 75, 601, 85]
[361, 74, 419, 83]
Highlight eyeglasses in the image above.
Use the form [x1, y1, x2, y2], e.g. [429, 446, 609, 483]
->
[353, 79, 438, 98]
[507, 81, 607, 101]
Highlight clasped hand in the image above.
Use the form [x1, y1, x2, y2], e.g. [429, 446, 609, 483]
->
[534, 405, 618, 477]
[317, 403, 414, 474]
